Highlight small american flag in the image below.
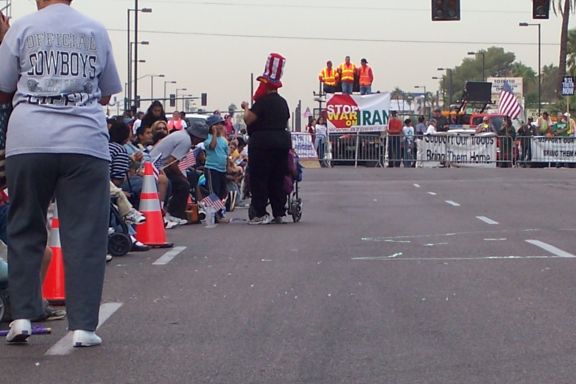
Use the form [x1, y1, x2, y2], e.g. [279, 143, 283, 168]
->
[498, 81, 522, 119]
[151, 154, 163, 180]
[201, 193, 225, 211]
[178, 151, 196, 173]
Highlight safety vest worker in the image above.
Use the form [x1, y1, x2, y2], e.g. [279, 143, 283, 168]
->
[358, 58, 374, 95]
[338, 56, 356, 95]
[319, 61, 339, 94]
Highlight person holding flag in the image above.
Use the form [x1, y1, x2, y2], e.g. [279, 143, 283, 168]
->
[150, 122, 208, 225]
[203, 115, 230, 223]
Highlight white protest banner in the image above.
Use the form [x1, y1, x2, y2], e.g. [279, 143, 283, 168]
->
[416, 133, 497, 168]
[291, 133, 318, 160]
[326, 93, 391, 133]
[531, 136, 576, 162]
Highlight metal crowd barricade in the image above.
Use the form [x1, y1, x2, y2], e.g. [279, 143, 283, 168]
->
[325, 132, 576, 168]
[523, 135, 576, 168]
[328, 132, 385, 167]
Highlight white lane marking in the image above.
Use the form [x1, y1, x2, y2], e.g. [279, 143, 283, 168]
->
[445, 200, 461, 207]
[153, 246, 187, 265]
[423, 243, 449, 247]
[484, 238, 507, 241]
[352, 252, 403, 260]
[352, 256, 563, 261]
[476, 216, 499, 225]
[46, 302, 123, 356]
[362, 228, 541, 242]
[427, 192, 437, 196]
[525, 240, 576, 258]
[413, 184, 421, 188]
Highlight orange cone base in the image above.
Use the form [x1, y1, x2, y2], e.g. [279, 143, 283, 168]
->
[136, 211, 173, 248]
[42, 249, 66, 305]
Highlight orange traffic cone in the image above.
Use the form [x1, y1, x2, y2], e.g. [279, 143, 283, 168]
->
[136, 162, 174, 248]
[42, 202, 66, 305]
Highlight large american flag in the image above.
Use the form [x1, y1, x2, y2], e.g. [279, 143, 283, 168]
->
[201, 193, 225, 211]
[498, 81, 522, 119]
[178, 151, 196, 173]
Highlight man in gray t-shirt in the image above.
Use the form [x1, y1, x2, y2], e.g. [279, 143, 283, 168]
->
[150, 124, 207, 221]
[0, 0, 122, 347]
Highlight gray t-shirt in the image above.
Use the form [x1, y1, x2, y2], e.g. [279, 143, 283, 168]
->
[149, 130, 191, 167]
[0, 4, 122, 160]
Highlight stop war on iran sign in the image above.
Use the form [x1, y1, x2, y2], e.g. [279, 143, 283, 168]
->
[326, 93, 391, 133]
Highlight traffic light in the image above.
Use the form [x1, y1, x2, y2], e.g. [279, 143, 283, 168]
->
[533, 0, 550, 19]
[135, 96, 141, 109]
[201, 93, 207, 107]
[169, 93, 176, 108]
[431, 0, 460, 21]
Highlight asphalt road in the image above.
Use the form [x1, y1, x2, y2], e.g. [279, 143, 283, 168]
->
[2, 167, 576, 384]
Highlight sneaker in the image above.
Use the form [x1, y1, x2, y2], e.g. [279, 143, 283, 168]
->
[165, 213, 188, 225]
[164, 219, 179, 229]
[216, 216, 230, 224]
[6, 319, 31, 343]
[131, 241, 151, 252]
[271, 216, 287, 224]
[248, 214, 271, 225]
[106, 254, 113, 262]
[124, 209, 146, 225]
[72, 330, 102, 347]
[37, 306, 66, 321]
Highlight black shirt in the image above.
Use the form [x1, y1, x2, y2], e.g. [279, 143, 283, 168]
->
[247, 93, 291, 149]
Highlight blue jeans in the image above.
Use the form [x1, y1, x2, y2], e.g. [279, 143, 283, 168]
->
[315, 136, 326, 160]
[341, 82, 353, 95]
[360, 86, 371, 95]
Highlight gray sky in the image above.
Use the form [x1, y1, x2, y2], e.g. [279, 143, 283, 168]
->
[9, 0, 576, 114]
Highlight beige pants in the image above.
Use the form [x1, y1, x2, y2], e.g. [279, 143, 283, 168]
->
[110, 181, 133, 217]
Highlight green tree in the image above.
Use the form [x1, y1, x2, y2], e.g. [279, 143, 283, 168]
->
[438, 47, 516, 105]
[541, 64, 560, 101]
[552, 0, 575, 93]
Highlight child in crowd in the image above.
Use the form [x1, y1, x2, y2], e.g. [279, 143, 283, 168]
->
[204, 115, 230, 223]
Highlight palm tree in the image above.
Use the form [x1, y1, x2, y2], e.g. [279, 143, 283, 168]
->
[553, 0, 574, 92]
[566, 29, 576, 75]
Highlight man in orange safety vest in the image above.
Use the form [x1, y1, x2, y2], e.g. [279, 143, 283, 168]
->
[358, 58, 374, 95]
[319, 61, 339, 94]
[337, 56, 356, 95]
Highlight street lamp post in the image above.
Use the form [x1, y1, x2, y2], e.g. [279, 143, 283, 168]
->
[437, 68, 453, 107]
[519, 22, 541, 115]
[432, 77, 441, 108]
[176, 88, 188, 111]
[133, 4, 152, 110]
[164, 81, 177, 106]
[414, 85, 428, 117]
[127, 7, 152, 111]
[467, 51, 486, 81]
[148, 74, 165, 101]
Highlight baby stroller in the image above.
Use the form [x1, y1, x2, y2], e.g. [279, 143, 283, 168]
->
[108, 203, 132, 257]
[248, 149, 303, 223]
[0, 258, 9, 322]
[285, 149, 303, 222]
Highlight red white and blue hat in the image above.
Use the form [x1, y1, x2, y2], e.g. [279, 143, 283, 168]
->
[256, 53, 286, 88]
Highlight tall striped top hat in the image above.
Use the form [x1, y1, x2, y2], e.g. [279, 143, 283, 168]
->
[257, 53, 286, 88]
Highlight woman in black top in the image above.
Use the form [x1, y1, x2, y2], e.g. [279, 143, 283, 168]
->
[242, 53, 291, 224]
[141, 100, 168, 130]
